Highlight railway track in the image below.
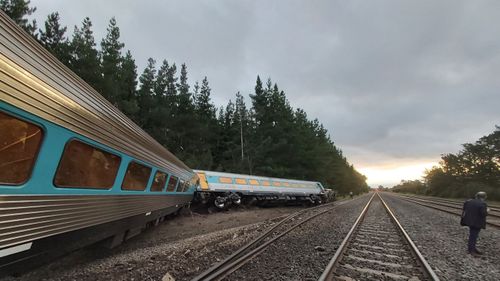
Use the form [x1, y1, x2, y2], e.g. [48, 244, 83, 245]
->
[319, 193, 439, 281]
[392, 193, 500, 228]
[401, 195, 500, 210]
[191, 198, 355, 281]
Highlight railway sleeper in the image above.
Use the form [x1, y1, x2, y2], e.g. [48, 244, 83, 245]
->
[336, 263, 417, 280]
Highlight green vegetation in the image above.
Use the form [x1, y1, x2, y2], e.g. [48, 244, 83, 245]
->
[1, 0, 369, 195]
[393, 127, 500, 200]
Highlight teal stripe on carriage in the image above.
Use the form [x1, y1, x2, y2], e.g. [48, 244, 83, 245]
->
[0, 101, 196, 195]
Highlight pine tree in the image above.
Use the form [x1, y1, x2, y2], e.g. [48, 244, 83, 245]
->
[187, 76, 217, 169]
[177, 63, 190, 103]
[176, 64, 194, 125]
[244, 75, 368, 193]
[137, 58, 156, 129]
[195, 77, 215, 118]
[100, 17, 125, 104]
[118, 50, 139, 121]
[166, 63, 177, 97]
[230, 92, 252, 173]
[68, 17, 101, 91]
[0, 0, 37, 35]
[250, 76, 267, 126]
[39, 12, 70, 66]
[217, 100, 238, 170]
[150, 59, 173, 147]
[154, 60, 169, 97]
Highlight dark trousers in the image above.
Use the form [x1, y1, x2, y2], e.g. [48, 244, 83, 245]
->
[468, 227, 481, 252]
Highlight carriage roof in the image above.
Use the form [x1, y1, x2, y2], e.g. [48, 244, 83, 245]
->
[0, 12, 193, 180]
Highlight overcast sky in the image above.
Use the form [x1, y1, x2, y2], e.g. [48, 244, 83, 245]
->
[31, 0, 500, 186]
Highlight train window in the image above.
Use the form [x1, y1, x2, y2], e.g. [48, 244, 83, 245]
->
[273, 182, 281, 187]
[166, 175, 178, 192]
[219, 177, 232, 184]
[151, 171, 167, 192]
[0, 111, 43, 185]
[262, 181, 270, 186]
[283, 182, 290, 187]
[235, 178, 247, 185]
[249, 179, 260, 185]
[176, 179, 186, 192]
[122, 161, 151, 191]
[182, 181, 191, 192]
[54, 140, 120, 189]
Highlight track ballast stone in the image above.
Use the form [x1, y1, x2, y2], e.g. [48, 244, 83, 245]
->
[227, 195, 372, 281]
[333, 195, 430, 280]
[381, 193, 500, 281]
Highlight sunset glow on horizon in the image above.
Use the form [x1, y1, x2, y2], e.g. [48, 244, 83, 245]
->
[358, 161, 439, 188]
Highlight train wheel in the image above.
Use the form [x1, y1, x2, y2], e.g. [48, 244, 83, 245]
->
[233, 197, 241, 205]
[214, 196, 229, 210]
[231, 193, 242, 206]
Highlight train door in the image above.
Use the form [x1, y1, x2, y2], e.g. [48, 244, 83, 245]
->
[197, 172, 209, 190]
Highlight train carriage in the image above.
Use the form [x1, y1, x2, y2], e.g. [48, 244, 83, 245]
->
[195, 170, 328, 208]
[0, 11, 197, 275]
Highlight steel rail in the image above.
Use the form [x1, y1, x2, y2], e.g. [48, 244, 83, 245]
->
[394, 194, 500, 217]
[397, 194, 500, 210]
[191, 199, 356, 281]
[392, 194, 500, 228]
[318, 192, 440, 281]
[378, 193, 440, 281]
[317, 193, 375, 281]
[191, 201, 336, 281]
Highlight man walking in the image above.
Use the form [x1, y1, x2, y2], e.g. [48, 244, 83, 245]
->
[461, 191, 488, 256]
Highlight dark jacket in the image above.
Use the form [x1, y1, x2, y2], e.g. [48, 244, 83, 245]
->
[462, 199, 487, 229]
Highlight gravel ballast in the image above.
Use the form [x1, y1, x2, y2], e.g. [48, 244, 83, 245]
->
[227, 194, 372, 281]
[333, 195, 427, 280]
[381, 193, 500, 281]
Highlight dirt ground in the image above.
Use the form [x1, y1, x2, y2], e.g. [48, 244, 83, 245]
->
[124, 205, 305, 250]
[5, 205, 305, 281]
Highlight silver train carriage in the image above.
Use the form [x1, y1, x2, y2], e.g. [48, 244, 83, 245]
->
[0, 11, 197, 275]
[195, 170, 328, 208]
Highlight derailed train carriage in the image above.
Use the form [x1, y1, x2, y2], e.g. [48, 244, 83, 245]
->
[195, 170, 330, 209]
[0, 11, 197, 275]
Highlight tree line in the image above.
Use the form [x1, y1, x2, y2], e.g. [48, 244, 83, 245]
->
[393, 127, 500, 200]
[1, 0, 369, 195]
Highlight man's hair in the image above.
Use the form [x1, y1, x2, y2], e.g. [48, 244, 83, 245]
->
[475, 191, 487, 200]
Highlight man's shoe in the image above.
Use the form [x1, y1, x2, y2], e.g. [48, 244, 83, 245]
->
[474, 250, 483, 255]
[468, 250, 480, 256]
